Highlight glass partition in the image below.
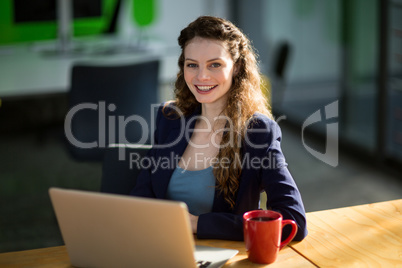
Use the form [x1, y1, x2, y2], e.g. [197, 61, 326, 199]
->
[263, 0, 381, 157]
[387, 0, 402, 162]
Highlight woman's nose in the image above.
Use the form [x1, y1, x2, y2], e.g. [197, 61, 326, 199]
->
[197, 67, 210, 81]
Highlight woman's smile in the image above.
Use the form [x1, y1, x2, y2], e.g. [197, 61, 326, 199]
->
[195, 85, 218, 93]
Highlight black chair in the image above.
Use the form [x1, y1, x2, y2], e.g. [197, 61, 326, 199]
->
[100, 144, 151, 195]
[270, 42, 292, 107]
[65, 60, 159, 161]
[272, 42, 291, 81]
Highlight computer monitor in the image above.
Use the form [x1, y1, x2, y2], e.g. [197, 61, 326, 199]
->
[13, 0, 102, 23]
[0, 0, 114, 46]
[13, 0, 104, 53]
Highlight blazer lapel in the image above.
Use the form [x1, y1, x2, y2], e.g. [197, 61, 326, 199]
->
[151, 109, 199, 199]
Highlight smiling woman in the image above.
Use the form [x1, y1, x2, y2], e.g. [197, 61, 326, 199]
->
[130, 16, 308, 242]
[183, 37, 237, 109]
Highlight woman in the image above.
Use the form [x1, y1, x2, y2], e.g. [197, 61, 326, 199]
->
[130, 16, 307, 241]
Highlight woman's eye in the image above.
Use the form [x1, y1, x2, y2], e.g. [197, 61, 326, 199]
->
[186, 63, 197, 68]
[210, 63, 221, 68]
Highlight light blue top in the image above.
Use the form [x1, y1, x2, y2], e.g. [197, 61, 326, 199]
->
[166, 166, 215, 216]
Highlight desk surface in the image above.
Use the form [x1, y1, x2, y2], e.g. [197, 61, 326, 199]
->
[291, 199, 402, 267]
[0, 240, 313, 268]
[195, 239, 314, 267]
[1, 199, 401, 267]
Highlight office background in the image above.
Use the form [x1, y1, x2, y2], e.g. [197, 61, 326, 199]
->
[1, 0, 401, 253]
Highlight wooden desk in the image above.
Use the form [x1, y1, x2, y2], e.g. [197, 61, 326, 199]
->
[2, 199, 401, 267]
[195, 239, 314, 267]
[0, 239, 314, 268]
[290, 199, 402, 267]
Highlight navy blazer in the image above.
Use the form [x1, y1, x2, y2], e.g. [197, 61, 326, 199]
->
[130, 103, 307, 241]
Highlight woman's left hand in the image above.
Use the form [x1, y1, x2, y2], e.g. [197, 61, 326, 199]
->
[188, 213, 199, 234]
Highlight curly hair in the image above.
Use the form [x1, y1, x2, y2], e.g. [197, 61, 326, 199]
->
[166, 16, 272, 208]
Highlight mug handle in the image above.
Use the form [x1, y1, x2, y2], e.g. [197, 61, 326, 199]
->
[279, 219, 298, 250]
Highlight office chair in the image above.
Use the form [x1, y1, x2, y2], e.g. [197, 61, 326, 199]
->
[273, 42, 291, 80]
[66, 60, 159, 161]
[270, 42, 292, 108]
[100, 144, 151, 195]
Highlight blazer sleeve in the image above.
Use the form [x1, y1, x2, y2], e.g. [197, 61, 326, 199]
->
[197, 116, 307, 241]
[261, 166, 308, 241]
[197, 212, 245, 241]
[253, 118, 307, 241]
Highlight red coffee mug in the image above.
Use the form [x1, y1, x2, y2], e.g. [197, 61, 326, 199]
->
[243, 210, 298, 264]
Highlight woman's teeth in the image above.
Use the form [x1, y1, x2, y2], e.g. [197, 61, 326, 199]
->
[197, 85, 216, 91]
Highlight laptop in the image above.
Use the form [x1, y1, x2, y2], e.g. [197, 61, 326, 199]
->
[49, 187, 238, 268]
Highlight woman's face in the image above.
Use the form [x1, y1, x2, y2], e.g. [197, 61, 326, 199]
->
[183, 37, 237, 109]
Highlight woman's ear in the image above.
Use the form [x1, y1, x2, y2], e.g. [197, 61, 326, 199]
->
[233, 63, 240, 76]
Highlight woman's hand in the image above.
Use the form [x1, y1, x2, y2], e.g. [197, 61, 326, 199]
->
[188, 213, 199, 234]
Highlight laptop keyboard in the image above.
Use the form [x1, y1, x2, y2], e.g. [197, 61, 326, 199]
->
[196, 260, 212, 268]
